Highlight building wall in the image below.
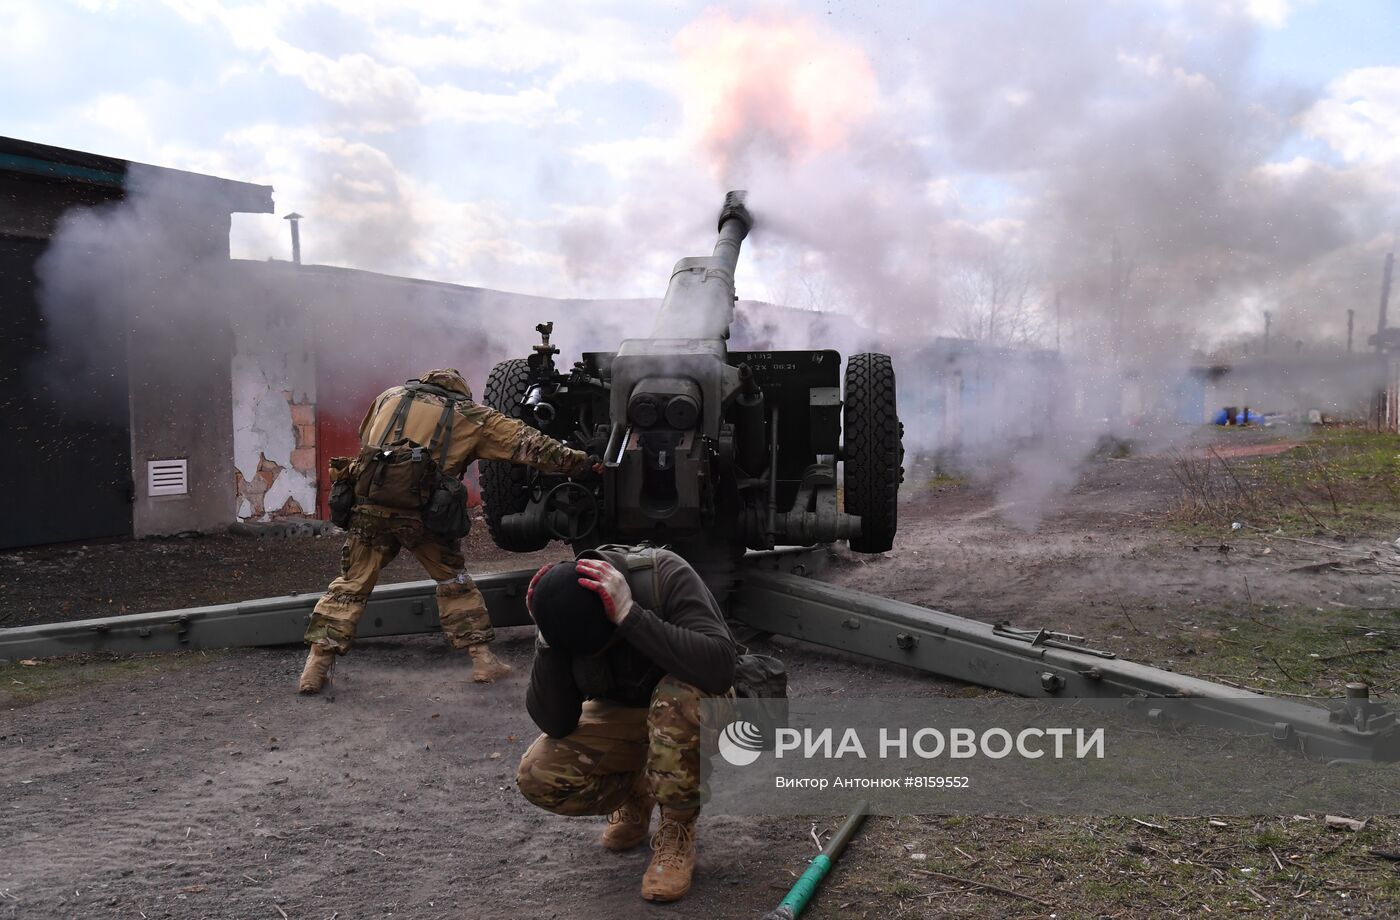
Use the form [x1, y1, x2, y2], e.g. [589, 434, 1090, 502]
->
[232, 308, 318, 521]
[228, 260, 546, 520]
[125, 212, 242, 538]
[1, 139, 274, 547]
[127, 311, 238, 537]
[0, 232, 135, 549]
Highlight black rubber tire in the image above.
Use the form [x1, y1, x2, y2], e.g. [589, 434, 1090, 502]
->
[843, 352, 902, 553]
[480, 358, 551, 552]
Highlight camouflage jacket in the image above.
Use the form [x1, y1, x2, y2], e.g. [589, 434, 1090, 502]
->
[358, 368, 587, 482]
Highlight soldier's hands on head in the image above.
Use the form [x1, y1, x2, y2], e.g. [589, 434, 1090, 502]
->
[526, 563, 551, 620]
[575, 559, 633, 624]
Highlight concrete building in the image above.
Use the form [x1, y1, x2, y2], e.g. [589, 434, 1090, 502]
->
[0, 136, 273, 549]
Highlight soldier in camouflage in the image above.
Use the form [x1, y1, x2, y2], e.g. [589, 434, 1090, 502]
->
[516, 548, 736, 903]
[298, 368, 595, 694]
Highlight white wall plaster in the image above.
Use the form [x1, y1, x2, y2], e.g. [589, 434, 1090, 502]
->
[232, 310, 317, 521]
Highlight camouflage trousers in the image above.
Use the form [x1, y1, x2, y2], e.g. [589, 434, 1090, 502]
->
[517, 676, 718, 814]
[304, 511, 491, 654]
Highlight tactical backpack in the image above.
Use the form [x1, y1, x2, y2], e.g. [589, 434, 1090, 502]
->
[329, 381, 472, 539]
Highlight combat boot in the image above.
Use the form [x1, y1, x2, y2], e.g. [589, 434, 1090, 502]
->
[468, 644, 513, 683]
[297, 645, 336, 694]
[601, 778, 654, 851]
[641, 807, 698, 902]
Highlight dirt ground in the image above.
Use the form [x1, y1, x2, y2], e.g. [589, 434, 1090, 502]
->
[2, 425, 1399, 918]
[823, 429, 1400, 675]
[0, 514, 555, 629]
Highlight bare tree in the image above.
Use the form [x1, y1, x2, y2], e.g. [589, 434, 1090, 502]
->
[764, 254, 844, 314]
[946, 252, 1045, 348]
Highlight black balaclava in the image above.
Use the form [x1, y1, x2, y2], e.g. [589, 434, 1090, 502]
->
[531, 561, 616, 655]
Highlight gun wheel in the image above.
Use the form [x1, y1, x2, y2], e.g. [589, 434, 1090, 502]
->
[842, 352, 902, 553]
[480, 358, 551, 552]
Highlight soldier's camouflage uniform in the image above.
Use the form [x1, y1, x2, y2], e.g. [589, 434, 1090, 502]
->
[517, 676, 717, 813]
[304, 368, 588, 654]
[516, 548, 737, 814]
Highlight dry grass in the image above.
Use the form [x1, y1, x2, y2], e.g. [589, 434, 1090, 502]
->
[1167, 427, 1400, 538]
[821, 813, 1400, 918]
[1167, 448, 1258, 527]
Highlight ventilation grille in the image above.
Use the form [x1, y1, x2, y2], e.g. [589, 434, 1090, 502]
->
[147, 459, 189, 496]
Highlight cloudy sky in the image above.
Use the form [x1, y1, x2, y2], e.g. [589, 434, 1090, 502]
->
[3, 0, 1398, 349]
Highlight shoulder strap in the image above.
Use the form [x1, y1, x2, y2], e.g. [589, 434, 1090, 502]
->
[623, 548, 661, 611]
[377, 391, 416, 447]
[379, 381, 464, 461]
[425, 397, 459, 464]
[580, 544, 662, 611]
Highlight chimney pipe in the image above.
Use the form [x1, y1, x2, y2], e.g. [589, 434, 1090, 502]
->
[283, 212, 304, 265]
[1347, 309, 1354, 352]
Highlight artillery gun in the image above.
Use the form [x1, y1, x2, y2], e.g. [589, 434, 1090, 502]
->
[478, 191, 903, 589]
[8, 200, 1395, 764]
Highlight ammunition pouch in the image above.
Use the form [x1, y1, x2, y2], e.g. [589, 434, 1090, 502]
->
[354, 439, 440, 511]
[733, 654, 788, 750]
[423, 474, 472, 540]
[327, 456, 361, 529]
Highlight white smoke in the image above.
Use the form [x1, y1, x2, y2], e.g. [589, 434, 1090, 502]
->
[30, 2, 1399, 533]
[550, 3, 1397, 528]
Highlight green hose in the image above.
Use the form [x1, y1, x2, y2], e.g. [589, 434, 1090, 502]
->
[762, 801, 870, 919]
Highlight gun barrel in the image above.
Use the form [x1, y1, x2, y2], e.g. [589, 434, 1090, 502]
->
[650, 190, 753, 341]
[710, 190, 752, 279]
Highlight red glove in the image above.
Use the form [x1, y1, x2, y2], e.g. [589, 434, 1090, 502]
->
[525, 563, 551, 620]
[575, 559, 634, 624]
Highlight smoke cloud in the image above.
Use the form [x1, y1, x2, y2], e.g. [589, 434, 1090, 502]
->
[555, 2, 1397, 527]
[674, 9, 878, 180]
[30, 2, 1399, 533]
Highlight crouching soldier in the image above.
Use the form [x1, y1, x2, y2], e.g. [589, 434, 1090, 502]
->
[516, 547, 736, 903]
[298, 368, 596, 694]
